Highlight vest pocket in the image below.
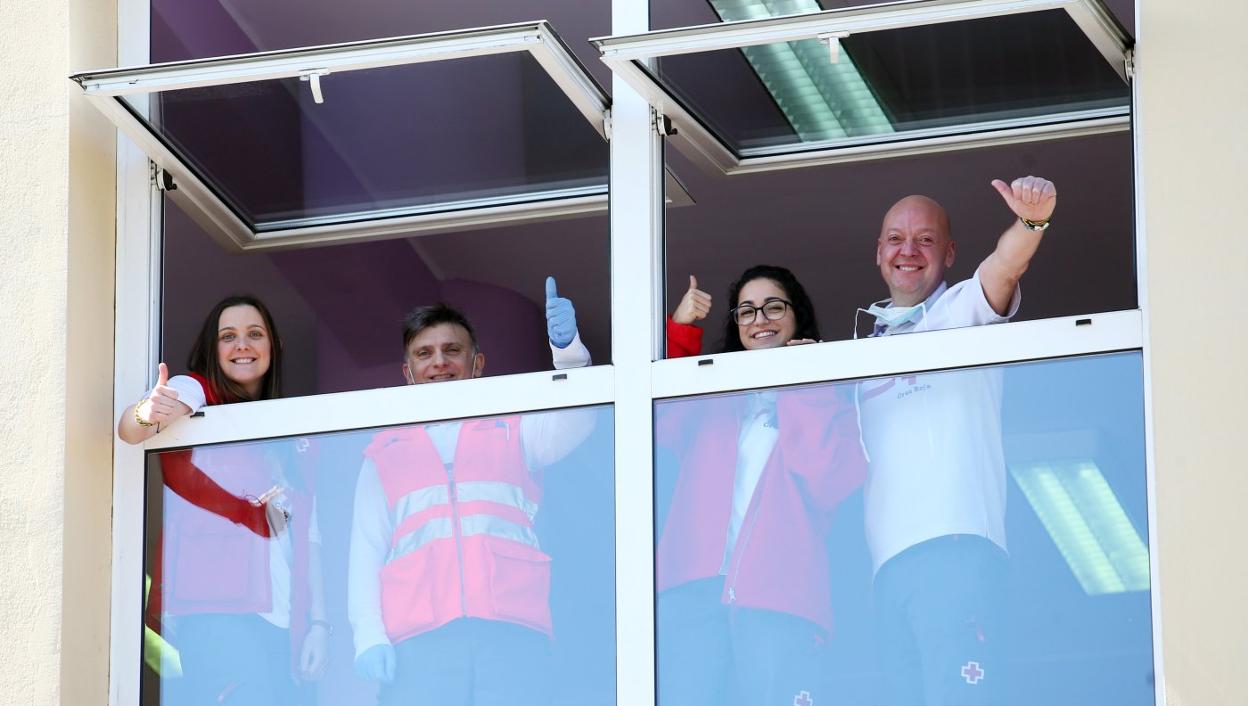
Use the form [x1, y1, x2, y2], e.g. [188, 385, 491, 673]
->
[380, 546, 441, 639]
[484, 537, 553, 635]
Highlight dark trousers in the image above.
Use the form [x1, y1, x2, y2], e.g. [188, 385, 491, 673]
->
[874, 535, 1009, 706]
[658, 578, 828, 706]
[167, 613, 298, 706]
[382, 618, 553, 706]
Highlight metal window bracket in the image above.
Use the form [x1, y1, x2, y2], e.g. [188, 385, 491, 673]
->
[603, 109, 613, 141]
[652, 109, 677, 137]
[155, 166, 176, 192]
[299, 69, 331, 104]
[817, 32, 851, 64]
[1124, 49, 1135, 80]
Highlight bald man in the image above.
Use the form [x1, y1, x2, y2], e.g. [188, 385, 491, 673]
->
[855, 177, 1057, 706]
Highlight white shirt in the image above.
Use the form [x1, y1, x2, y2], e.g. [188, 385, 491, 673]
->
[859, 268, 1020, 573]
[720, 392, 779, 573]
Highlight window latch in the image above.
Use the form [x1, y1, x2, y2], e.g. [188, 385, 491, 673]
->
[652, 109, 677, 137]
[299, 69, 330, 105]
[817, 32, 850, 64]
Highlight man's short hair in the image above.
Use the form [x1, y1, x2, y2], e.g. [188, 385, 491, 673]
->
[401, 303, 479, 355]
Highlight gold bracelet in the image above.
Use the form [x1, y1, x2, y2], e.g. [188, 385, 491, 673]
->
[134, 399, 155, 427]
[1021, 216, 1050, 232]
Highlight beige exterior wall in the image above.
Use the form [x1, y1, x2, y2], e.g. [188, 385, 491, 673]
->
[0, 0, 116, 703]
[0, 0, 1242, 703]
[1140, 1, 1248, 705]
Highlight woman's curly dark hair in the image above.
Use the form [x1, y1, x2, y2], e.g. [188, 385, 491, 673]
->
[718, 265, 820, 353]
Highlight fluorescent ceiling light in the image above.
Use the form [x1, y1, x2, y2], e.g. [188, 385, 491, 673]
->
[1010, 460, 1150, 596]
[706, 0, 893, 142]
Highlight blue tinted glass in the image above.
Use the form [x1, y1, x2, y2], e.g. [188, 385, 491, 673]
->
[654, 352, 1152, 705]
[143, 406, 615, 705]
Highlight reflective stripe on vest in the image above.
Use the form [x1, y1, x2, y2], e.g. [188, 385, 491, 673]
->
[388, 517, 454, 563]
[460, 514, 540, 549]
[393, 485, 451, 525]
[454, 480, 539, 521]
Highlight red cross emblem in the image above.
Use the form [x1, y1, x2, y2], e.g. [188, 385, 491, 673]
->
[793, 691, 813, 706]
[961, 661, 985, 685]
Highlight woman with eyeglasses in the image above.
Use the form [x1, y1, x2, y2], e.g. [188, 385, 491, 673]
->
[118, 295, 328, 706]
[656, 265, 866, 706]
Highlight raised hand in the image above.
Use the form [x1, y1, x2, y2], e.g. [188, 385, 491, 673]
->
[355, 643, 396, 683]
[991, 176, 1057, 224]
[137, 363, 192, 426]
[672, 275, 712, 325]
[545, 276, 579, 349]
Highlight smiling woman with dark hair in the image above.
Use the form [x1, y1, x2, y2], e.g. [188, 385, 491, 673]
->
[666, 264, 820, 357]
[656, 264, 865, 706]
[117, 294, 328, 705]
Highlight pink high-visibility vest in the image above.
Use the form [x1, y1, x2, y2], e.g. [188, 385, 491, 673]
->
[367, 416, 552, 645]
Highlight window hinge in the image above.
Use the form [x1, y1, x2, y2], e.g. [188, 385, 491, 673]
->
[652, 108, 677, 138]
[155, 167, 176, 192]
[299, 69, 330, 104]
[1124, 49, 1135, 80]
[817, 31, 850, 64]
[603, 109, 612, 141]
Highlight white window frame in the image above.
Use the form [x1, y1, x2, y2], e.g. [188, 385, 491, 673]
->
[595, 0, 1132, 175]
[108, 1, 1161, 705]
[81, 21, 615, 252]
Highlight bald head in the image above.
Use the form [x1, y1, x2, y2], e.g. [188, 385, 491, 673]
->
[875, 194, 956, 306]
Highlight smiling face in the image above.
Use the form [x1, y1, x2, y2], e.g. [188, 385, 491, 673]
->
[215, 305, 272, 398]
[876, 195, 956, 307]
[402, 322, 485, 384]
[735, 277, 797, 350]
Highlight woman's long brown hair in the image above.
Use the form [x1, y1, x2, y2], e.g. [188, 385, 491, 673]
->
[186, 295, 283, 403]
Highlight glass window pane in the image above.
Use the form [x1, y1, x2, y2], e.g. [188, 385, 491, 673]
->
[143, 405, 615, 705]
[654, 352, 1151, 705]
[648, 10, 1128, 158]
[152, 0, 612, 88]
[123, 53, 606, 230]
[651, 0, 1136, 41]
[662, 135, 1135, 356]
[159, 197, 610, 396]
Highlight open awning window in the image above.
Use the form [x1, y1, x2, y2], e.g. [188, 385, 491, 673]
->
[72, 22, 614, 251]
[594, 0, 1132, 174]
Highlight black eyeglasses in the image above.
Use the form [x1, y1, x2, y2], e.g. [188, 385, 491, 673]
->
[731, 298, 792, 326]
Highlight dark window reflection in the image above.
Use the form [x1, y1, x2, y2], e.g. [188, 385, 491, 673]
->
[654, 352, 1152, 706]
[143, 406, 615, 706]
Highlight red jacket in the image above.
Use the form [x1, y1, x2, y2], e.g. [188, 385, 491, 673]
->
[658, 321, 866, 632]
[148, 373, 317, 664]
[366, 416, 552, 645]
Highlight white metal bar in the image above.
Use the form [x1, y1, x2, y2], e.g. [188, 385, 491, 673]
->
[84, 92, 253, 250]
[595, 0, 1099, 59]
[1064, 0, 1133, 81]
[143, 364, 615, 450]
[110, 0, 152, 702]
[528, 23, 611, 138]
[723, 114, 1130, 174]
[652, 310, 1143, 399]
[611, 0, 659, 701]
[74, 23, 548, 95]
[1129, 2, 1168, 699]
[245, 192, 610, 251]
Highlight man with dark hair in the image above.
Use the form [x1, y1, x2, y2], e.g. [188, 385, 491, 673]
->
[348, 278, 593, 706]
[857, 176, 1056, 706]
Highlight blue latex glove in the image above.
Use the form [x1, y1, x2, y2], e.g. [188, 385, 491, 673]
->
[545, 276, 578, 349]
[355, 644, 396, 683]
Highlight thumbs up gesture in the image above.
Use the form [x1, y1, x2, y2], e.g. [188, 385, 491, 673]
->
[671, 275, 712, 325]
[545, 276, 579, 349]
[136, 362, 192, 426]
[991, 175, 1057, 224]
